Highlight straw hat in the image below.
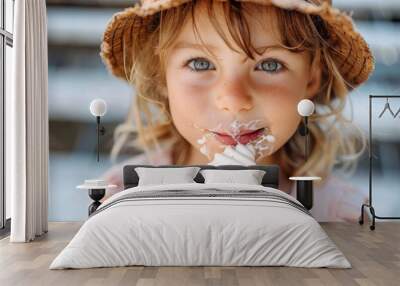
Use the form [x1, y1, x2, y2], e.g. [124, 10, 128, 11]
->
[100, 0, 374, 89]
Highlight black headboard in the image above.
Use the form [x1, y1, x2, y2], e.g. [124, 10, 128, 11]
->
[123, 165, 280, 189]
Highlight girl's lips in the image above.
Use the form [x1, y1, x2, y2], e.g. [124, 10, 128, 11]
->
[212, 128, 264, 146]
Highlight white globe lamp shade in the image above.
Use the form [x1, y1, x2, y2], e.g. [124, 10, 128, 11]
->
[297, 99, 315, 117]
[90, 99, 107, 117]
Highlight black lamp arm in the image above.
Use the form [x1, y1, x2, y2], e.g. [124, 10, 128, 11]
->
[96, 116, 106, 162]
[304, 116, 309, 162]
[298, 116, 310, 162]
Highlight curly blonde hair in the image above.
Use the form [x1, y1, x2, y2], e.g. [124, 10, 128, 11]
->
[109, 0, 367, 185]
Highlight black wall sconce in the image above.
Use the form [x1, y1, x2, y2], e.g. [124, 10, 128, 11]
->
[89, 99, 107, 162]
[297, 99, 315, 161]
[289, 99, 321, 211]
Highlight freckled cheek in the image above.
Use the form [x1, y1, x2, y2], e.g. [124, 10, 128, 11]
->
[257, 85, 303, 148]
[270, 112, 301, 150]
[166, 78, 213, 142]
[167, 79, 212, 117]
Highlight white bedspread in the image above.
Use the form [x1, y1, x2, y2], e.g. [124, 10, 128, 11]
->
[49, 183, 351, 269]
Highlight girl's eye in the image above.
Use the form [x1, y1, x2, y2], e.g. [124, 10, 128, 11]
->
[186, 57, 215, 72]
[256, 59, 284, 73]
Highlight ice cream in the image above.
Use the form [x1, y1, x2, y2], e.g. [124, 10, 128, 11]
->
[194, 119, 277, 164]
[209, 143, 257, 166]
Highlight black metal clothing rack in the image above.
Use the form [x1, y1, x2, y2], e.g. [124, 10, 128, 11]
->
[359, 95, 400, 230]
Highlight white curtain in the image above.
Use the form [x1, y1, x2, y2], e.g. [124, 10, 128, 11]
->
[6, 0, 49, 242]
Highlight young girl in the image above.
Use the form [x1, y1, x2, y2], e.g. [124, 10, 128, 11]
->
[99, 0, 374, 222]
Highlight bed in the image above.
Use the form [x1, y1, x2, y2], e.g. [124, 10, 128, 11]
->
[49, 164, 351, 269]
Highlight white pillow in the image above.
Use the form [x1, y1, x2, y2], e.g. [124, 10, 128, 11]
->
[135, 167, 201, 186]
[200, 169, 266, 185]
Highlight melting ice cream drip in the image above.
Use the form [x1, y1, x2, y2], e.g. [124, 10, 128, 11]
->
[252, 130, 276, 158]
[196, 134, 214, 159]
[193, 123, 215, 160]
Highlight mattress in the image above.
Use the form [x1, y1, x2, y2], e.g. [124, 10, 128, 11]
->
[49, 183, 351, 269]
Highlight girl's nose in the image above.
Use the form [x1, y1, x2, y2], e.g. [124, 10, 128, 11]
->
[215, 78, 253, 114]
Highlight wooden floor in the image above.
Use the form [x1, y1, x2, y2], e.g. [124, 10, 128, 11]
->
[0, 222, 399, 286]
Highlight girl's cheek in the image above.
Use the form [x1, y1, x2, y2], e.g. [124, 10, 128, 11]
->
[255, 83, 305, 150]
[168, 74, 214, 108]
[166, 78, 212, 131]
[173, 78, 217, 109]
